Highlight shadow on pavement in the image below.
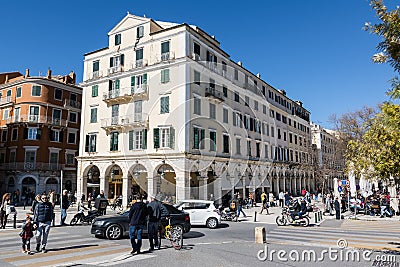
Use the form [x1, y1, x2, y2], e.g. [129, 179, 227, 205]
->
[47, 244, 98, 252]
[183, 231, 205, 239]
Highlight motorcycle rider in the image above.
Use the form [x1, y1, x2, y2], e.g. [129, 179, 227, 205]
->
[290, 198, 307, 221]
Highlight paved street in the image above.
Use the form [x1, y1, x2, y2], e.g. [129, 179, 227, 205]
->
[0, 204, 399, 266]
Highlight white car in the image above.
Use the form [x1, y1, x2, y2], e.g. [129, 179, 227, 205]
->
[175, 200, 221, 229]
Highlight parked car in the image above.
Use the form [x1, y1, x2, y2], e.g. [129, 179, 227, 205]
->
[91, 203, 191, 240]
[175, 200, 221, 229]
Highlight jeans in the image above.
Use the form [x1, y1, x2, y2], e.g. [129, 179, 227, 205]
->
[129, 225, 144, 252]
[36, 221, 51, 249]
[0, 210, 8, 228]
[61, 209, 67, 225]
[147, 221, 159, 249]
[237, 206, 246, 217]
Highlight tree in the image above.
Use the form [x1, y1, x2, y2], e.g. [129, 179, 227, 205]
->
[365, 0, 400, 99]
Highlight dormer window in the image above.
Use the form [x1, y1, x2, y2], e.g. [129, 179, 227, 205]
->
[115, 34, 121, 45]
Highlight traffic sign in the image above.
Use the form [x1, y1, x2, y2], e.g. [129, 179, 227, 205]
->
[338, 186, 343, 193]
[341, 180, 347, 186]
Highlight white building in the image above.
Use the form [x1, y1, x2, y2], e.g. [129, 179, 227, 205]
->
[77, 14, 315, 207]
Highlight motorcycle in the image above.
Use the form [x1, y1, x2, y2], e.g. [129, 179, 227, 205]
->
[276, 207, 310, 227]
[70, 209, 103, 225]
[110, 197, 124, 211]
[217, 206, 237, 221]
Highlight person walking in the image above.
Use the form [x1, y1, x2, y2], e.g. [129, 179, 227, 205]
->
[21, 216, 35, 254]
[128, 195, 148, 255]
[0, 193, 11, 229]
[236, 194, 247, 221]
[325, 194, 333, 216]
[31, 195, 41, 215]
[278, 191, 284, 207]
[87, 193, 93, 210]
[147, 194, 169, 251]
[34, 194, 53, 253]
[334, 197, 341, 220]
[61, 190, 70, 226]
[284, 191, 291, 206]
[260, 193, 269, 215]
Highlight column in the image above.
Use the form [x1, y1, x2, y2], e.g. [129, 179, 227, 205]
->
[100, 176, 108, 198]
[242, 176, 246, 198]
[282, 175, 286, 192]
[122, 176, 130, 207]
[215, 176, 222, 205]
[230, 177, 236, 200]
[288, 177, 292, 194]
[147, 176, 156, 197]
[333, 177, 339, 198]
[175, 172, 190, 202]
[198, 177, 208, 200]
[293, 177, 297, 196]
[275, 176, 279, 196]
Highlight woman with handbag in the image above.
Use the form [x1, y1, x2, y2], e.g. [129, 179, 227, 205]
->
[0, 193, 11, 229]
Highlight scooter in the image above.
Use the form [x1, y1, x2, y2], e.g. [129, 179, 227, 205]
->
[70, 209, 102, 225]
[217, 206, 237, 221]
[276, 207, 310, 227]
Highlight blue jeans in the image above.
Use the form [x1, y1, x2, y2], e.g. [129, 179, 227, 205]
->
[61, 209, 67, 225]
[237, 206, 246, 217]
[147, 221, 159, 249]
[129, 225, 144, 252]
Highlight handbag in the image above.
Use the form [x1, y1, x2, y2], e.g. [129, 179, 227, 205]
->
[5, 205, 12, 215]
[19, 230, 25, 237]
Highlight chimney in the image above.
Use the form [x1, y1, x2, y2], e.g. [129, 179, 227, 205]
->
[5, 74, 8, 83]
[256, 73, 261, 78]
[237, 61, 242, 66]
[47, 68, 52, 79]
[25, 68, 30, 78]
[295, 100, 303, 107]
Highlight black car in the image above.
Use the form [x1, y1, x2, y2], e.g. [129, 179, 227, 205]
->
[91, 203, 191, 240]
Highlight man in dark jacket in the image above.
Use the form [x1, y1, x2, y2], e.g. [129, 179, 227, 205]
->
[334, 197, 341, 220]
[128, 194, 148, 255]
[61, 190, 69, 226]
[147, 194, 169, 251]
[34, 194, 53, 253]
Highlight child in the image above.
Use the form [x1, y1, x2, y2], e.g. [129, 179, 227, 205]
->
[21, 216, 35, 254]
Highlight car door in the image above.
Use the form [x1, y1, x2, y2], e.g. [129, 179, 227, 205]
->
[182, 202, 198, 224]
[194, 202, 211, 225]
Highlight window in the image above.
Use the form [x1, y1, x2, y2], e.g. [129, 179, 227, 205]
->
[247, 140, 252, 157]
[69, 112, 77, 123]
[271, 126, 275, 138]
[90, 108, 97, 123]
[264, 144, 269, 159]
[9, 151, 16, 163]
[278, 128, 281, 139]
[210, 131, 216, 151]
[16, 87, 22, 98]
[52, 109, 62, 125]
[161, 41, 170, 60]
[245, 96, 249, 107]
[68, 132, 76, 144]
[3, 109, 9, 120]
[54, 89, 62, 100]
[153, 127, 174, 149]
[194, 70, 200, 85]
[256, 142, 260, 158]
[110, 132, 119, 151]
[115, 33, 121, 45]
[269, 109, 275, 118]
[66, 154, 75, 165]
[92, 85, 98, 97]
[110, 54, 124, 67]
[50, 152, 59, 166]
[236, 138, 241, 155]
[254, 101, 258, 111]
[222, 61, 227, 72]
[32, 85, 41, 96]
[209, 103, 216, 119]
[50, 130, 61, 142]
[129, 130, 147, 150]
[26, 128, 41, 140]
[276, 112, 281, 121]
[223, 86, 228, 97]
[284, 132, 287, 141]
[160, 96, 169, 114]
[193, 43, 200, 56]
[223, 108, 228, 123]
[223, 135, 230, 153]
[234, 69, 238, 80]
[194, 97, 201, 115]
[161, 69, 170, 83]
[263, 105, 266, 114]
[193, 127, 205, 149]
[137, 26, 144, 38]
[1, 130, 7, 142]
[234, 92, 239, 102]
[12, 128, 17, 141]
[85, 134, 97, 152]
[93, 61, 99, 72]
[289, 133, 293, 143]
[25, 150, 36, 164]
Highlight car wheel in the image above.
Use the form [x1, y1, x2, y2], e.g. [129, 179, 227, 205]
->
[206, 217, 218, 229]
[106, 224, 122, 240]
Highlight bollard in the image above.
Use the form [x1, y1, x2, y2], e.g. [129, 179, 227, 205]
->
[255, 227, 266, 244]
[23, 200, 26, 210]
[315, 213, 318, 223]
[254, 211, 257, 222]
[13, 213, 17, 229]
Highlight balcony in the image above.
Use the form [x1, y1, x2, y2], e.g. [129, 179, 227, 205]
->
[205, 87, 224, 102]
[100, 113, 148, 134]
[102, 85, 149, 105]
[87, 70, 103, 80]
[107, 65, 124, 76]
[0, 162, 66, 171]
[160, 51, 175, 62]
[0, 95, 14, 107]
[6, 115, 68, 127]
[64, 99, 81, 110]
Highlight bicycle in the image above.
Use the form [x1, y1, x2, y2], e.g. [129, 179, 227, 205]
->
[157, 218, 183, 250]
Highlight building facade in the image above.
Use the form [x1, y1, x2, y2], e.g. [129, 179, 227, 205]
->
[77, 14, 315, 206]
[0, 69, 82, 199]
[311, 123, 346, 193]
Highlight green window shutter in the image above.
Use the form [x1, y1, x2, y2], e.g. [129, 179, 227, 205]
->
[85, 135, 89, 152]
[110, 134, 113, 151]
[200, 129, 205, 149]
[164, 69, 170, 83]
[143, 73, 147, 84]
[153, 128, 160, 149]
[120, 54, 124, 66]
[115, 79, 120, 90]
[193, 127, 199, 149]
[129, 131, 133, 150]
[169, 127, 175, 149]
[92, 85, 98, 97]
[161, 70, 165, 83]
[142, 129, 147, 149]
[131, 76, 135, 87]
[110, 57, 113, 67]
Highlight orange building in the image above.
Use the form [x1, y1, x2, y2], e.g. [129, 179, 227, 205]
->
[0, 69, 82, 201]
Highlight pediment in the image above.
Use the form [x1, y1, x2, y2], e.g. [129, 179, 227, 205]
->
[108, 14, 150, 35]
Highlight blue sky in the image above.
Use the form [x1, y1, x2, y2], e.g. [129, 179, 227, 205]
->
[0, 0, 397, 128]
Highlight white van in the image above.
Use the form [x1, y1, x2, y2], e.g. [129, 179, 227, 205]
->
[175, 200, 221, 229]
